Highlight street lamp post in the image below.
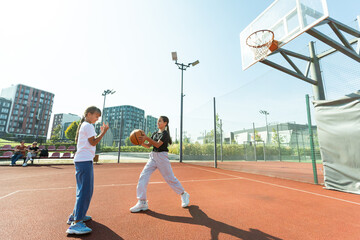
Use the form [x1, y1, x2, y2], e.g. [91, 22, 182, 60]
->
[101, 89, 116, 124]
[259, 110, 269, 144]
[101, 89, 115, 147]
[172, 52, 199, 163]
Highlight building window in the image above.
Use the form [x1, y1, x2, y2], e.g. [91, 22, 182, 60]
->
[1, 108, 9, 113]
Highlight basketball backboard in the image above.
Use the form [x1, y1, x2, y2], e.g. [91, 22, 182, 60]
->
[240, 0, 329, 70]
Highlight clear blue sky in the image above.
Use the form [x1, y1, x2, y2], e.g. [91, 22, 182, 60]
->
[0, 0, 359, 141]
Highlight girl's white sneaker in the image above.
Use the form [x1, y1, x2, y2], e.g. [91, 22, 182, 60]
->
[130, 200, 148, 213]
[181, 192, 190, 208]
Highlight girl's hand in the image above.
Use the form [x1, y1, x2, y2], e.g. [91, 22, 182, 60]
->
[137, 131, 148, 145]
[100, 122, 109, 133]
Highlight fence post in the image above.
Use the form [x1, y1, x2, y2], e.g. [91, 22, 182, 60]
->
[277, 124, 281, 161]
[213, 97, 217, 168]
[220, 119, 223, 162]
[306, 94, 318, 184]
[253, 122, 257, 161]
[244, 142, 247, 161]
[295, 124, 301, 162]
[263, 141, 266, 161]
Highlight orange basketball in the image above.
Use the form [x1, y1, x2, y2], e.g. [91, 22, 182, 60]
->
[129, 129, 145, 145]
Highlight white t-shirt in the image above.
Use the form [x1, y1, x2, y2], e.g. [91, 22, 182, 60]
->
[74, 122, 97, 162]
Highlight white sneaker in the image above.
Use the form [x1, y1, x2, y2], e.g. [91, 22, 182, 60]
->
[181, 192, 190, 208]
[22, 163, 28, 167]
[130, 200, 148, 213]
[66, 221, 92, 235]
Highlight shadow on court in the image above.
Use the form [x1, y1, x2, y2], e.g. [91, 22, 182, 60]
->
[66, 221, 124, 240]
[145, 205, 282, 240]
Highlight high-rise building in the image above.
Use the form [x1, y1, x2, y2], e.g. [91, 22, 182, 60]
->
[0, 97, 12, 136]
[0, 84, 54, 141]
[100, 105, 145, 146]
[145, 115, 157, 135]
[51, 113, 81, 140]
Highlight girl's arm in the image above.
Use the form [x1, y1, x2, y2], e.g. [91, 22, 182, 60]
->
[138, 135, 164, 148]
[141, 141, 152, 148]
[88, 123, 109, 146]
[142, 136, 164, 148]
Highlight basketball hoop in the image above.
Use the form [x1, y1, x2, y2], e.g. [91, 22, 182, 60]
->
[246, 30, 278, 61]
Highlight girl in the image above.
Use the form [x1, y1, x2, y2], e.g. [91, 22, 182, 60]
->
[66, 106, 109, 235]
[130, 116, 189, 213]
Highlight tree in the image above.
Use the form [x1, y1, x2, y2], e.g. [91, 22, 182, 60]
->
[65, 120, 79, 142]
[51, 124, 62, 142]
[254, 130, 262, 142]
[271, 128, 285, 145]
[125, 137, 131, 146]
[204, 113, 222, 143]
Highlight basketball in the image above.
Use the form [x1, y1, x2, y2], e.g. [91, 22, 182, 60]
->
[129, 129, 145, 145]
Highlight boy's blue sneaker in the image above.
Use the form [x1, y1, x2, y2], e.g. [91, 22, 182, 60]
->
[66, 221, 92, 235]
[67, 214, 92, 225]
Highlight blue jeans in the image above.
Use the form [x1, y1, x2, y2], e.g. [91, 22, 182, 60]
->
[11, 153, 24, 165]
[72, 161, 94, 221]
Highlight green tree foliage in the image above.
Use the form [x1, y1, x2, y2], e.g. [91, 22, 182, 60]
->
[271, 128, 285, 145]
[51, 124, 62, 142]
[125, 137, 131, 146]
[203, 114, 222, 143]
[254, 130, 262, 141]
[65, 120, 79, 142]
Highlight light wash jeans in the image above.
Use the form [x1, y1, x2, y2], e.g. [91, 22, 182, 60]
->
[136, 152, 184, 200]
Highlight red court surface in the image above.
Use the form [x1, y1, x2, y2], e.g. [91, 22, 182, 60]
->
[185, 161, 324, 184]
[1, 162, 359, 240]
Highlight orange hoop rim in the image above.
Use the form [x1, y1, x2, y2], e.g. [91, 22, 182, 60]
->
[246, 29, 274, 49]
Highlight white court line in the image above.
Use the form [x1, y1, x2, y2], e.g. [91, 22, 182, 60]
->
[0, 177, 240, 200]
[0, 190, 21, 200]
[0, 166, 166, 181]
[185, 165, 360, 206]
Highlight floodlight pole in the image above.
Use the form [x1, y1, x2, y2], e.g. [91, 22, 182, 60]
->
[101, 89, 115, 147]
[259, 110, 269, 144]
[172, 52, 199, 163]
[102, 89, 116, 124]
[309, 41, 325, 100]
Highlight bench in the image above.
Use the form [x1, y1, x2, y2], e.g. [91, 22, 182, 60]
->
[0, 145, 77, 164]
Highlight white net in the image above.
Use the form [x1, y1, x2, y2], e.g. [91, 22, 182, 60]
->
[246, 30, 274, 61]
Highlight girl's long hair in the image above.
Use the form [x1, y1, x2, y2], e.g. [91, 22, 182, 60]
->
[75, 106, 101, 143]
[160, 116, 172, 145]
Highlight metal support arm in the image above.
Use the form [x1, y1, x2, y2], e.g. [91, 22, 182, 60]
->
[261, 59, 317, 85]
[307, 28, 360, 63]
